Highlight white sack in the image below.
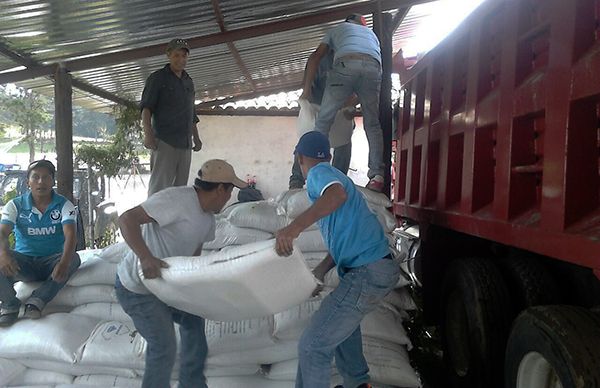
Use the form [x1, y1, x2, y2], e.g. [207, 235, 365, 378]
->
[203, 220, 273, 250]
[100, 241, 130, 263]
[9, 369, 73, 385]
[206, 316, 275, 355]
[369, 205, 396, 233]
[0, 313, 99, 363]
[19, 359, 137, 378]
[362, 306, 412, 349]
[76, 249, 103, 264]
[279, 189, 312, 219]
[273, 297, 323, 341]
[70, 302, 131, 323]
[226, 201, 289, 233]
[265, 359, 338, 382]
[363, 337, 420, 387]
[207, 341, 298, 366]
[15, 283, 117, 308]
[205, 365, 261, 377]
[0, 358, 26, 386]
[76, 321, 146, 370]
[142, 240, 318, 321]
[296, 98, 319, 138]
[68, 257, 117, 286]
[296, 230, 327, 252]
[383, 287, 417, 311]
[356, 186, 393, 208]
[209, 375, 296, 388]
[73, 375, 149, 387]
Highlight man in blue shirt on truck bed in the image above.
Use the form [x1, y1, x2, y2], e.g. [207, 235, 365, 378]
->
[0, 160, 80, 326]
[275, 131, 400, 388]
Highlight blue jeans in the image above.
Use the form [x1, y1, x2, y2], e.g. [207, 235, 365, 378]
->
[115, 277, 208, 388]
[315, 57, 384, 179]
[295, 257, 400, 388]
[289, 142, 352, 188]
[0, 250, 80, 312]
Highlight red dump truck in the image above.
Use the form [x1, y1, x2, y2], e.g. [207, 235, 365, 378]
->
[393, 0, 600, 387]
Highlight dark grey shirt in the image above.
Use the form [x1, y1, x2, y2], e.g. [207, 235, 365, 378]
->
[140, 64, 199, 149]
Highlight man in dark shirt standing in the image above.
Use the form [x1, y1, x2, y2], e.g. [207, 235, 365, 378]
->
[141, 38, 202, 195]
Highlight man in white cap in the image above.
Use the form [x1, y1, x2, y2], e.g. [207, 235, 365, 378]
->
[115, 159, 247, 388]
[300, 14, 386, 192]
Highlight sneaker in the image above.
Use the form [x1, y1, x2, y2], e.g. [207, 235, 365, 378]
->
[0, 311, 18, 327]
[23, 304, 41, 319]
[366, 175, 384, 192]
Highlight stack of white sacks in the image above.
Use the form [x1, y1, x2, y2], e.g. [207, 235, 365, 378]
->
[0, 186, 420, 388]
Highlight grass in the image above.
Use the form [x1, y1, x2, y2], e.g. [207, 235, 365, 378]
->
[7, 142, 56, 153]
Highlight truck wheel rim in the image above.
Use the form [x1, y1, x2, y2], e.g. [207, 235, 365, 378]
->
[517, 351, 563, 388]
[445, 291, 470, 377]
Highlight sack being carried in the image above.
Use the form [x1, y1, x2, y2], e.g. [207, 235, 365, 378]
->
[141, 240, 318, 321]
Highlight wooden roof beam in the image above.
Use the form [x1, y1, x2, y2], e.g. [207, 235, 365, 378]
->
[0, 41, 136, 108]
[211, 0, 257, 91]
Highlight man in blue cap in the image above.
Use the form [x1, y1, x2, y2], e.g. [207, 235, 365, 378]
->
[275, 131, 400, 388]
[0, 160, 80, 326]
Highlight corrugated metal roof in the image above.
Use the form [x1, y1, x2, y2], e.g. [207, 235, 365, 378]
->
[0, 0, 439, 112]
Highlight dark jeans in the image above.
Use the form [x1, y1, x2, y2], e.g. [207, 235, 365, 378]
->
[115, 277, 208, 388]
[0, 250, 80, 312]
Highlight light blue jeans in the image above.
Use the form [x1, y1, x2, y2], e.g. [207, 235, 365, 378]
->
[315, 57, 384, 179]
[295, 256, 400, 388]
[0, 250, 80, 312]
[115, 276, 208, 388]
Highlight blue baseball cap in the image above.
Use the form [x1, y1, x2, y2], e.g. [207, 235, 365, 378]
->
[295, 131, 331, 160]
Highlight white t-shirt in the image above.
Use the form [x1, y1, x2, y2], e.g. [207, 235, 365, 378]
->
[116, 186, 216, 294]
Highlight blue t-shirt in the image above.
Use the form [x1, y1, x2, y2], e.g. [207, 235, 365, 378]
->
[1, 191, 77, 257]
[306, 163, 389, 272]
[322, 22, 382, 64]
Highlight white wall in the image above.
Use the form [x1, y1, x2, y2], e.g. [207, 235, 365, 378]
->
[191, 115, 371, 203]
[190, 116, 298, 201]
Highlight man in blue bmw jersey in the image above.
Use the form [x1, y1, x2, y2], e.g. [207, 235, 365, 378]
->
[0, 160, 80, 326]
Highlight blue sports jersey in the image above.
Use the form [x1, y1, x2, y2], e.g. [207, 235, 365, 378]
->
[1, 190, 76, 257]
[306, 163, 389, 272]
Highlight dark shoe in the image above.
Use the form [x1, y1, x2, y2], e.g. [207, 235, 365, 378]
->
[23, 304, 41, 319]
[0, 311, 19, 327]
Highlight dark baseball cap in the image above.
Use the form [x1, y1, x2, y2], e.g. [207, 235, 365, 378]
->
[294, 131, 331, 160]
[167, 38, 190, 53]
[27, 159, 56, 179]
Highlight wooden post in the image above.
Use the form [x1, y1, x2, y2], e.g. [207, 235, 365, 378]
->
[373, 10, 393, 197]
[54, 66, 74, 201]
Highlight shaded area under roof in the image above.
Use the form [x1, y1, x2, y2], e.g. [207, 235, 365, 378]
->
[0, 0, 441, 112]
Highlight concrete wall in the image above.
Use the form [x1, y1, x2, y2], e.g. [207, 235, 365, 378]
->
[191, 115, 371, 203]
[190, 115, 298, 201]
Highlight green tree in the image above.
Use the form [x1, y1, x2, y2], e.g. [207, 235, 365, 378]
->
[75, 103, 142, 178]
[0, 86, 52, 162]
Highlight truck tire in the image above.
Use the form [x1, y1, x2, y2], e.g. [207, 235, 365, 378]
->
[505, 305, 600, 388]
[441, 257, 511, 388]
[498, 254, 560, 316]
